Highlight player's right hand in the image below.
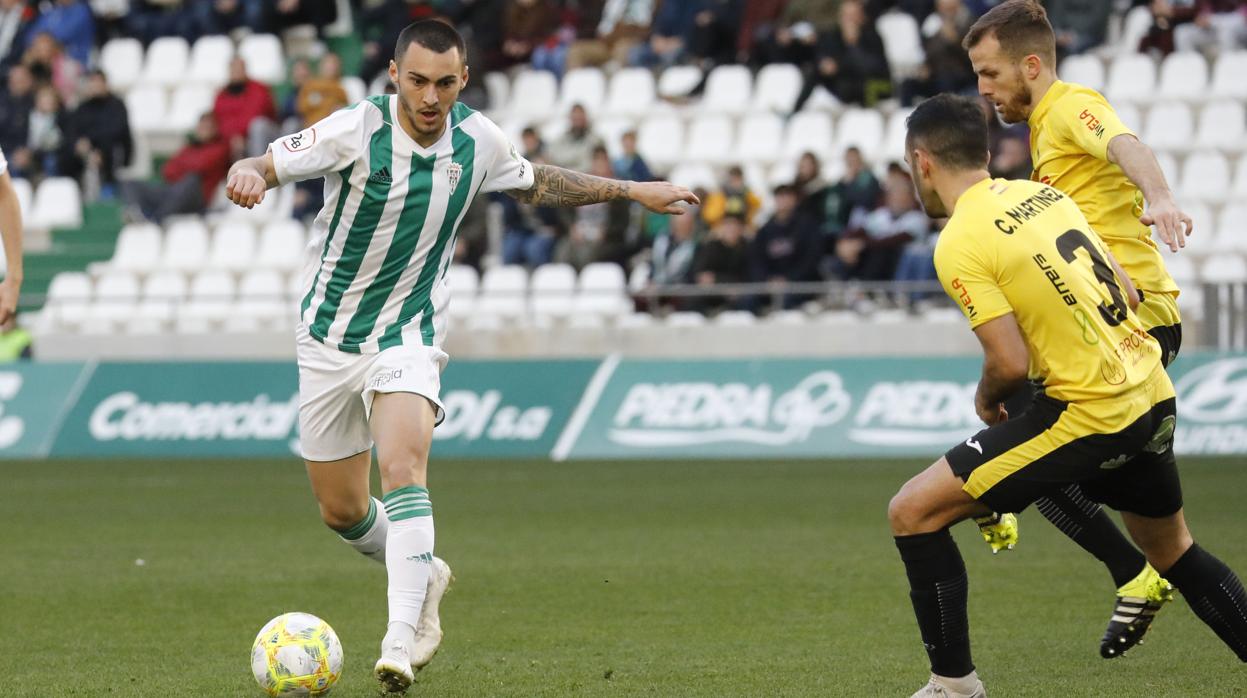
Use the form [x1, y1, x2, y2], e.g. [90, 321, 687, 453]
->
[226, 168, 267, 209]
[974, 512, 1018, 554]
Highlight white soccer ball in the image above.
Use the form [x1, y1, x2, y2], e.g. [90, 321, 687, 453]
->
[250, 612, 344, 696]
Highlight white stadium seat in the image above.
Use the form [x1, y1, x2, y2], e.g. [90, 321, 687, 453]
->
[237, 33, 285, 84]
[208, 222, 258, 272]
[10, 178, 31, 220]
[229, 270, 288, 330]
[1201, 255, 1247, 283]
[256, 220, 307, 272]
[130, 271, 185, 333]
[666, 163, 718, 193]
[751, 63, 803, 114]
[1234, 156, 1247, 198]
[143, 270, 188, 302]
[507, 70, 559, 122]
[714, 310, 756, 326]
[683, 115, 734, 165]
[734, 113, 786, 167]
[1164, 254, 1197, 286]
[178, 270, 236, 333]
[603, 68, 655, 118]
[1059, 54, 1105, 92]
[558, 67, 606, 115]
[342, 76, 366, 105]
[1113, 103, 1142, 132]
[529, 263, 576, 322]
[665, 311, 707, 327]
[100, 38, 143, 92]
[161, 220, 211, 271]
[592, 117, 635, 159]
[109, 223, 162, 272]
[637, 114, 685, 171]
[574, 263, 629, 318]
[882, 107, 914, 164]
[1141, 102, 1192, 153]
[483, 71, 509, 111]
[1180, 152, 1231, 204]
[141, 36, 189, 88]
[1195, 101, 1246, 153]
[445, 264, 479, 320]
[125, 85, 167, 135]
[166, 84, 216, 135]
[700, 64, 753, 115]
[188, 35, 234, 87]
[85, 271, 141, 332]
[1105, 54, 1156, 104]
[833, 108, 885, 163]
[1178, 202, 1215, 255]
[1154, 152, 1180, 187]
[476, 265, 528, 321]
[1118, 5, 1153, 56]
[877, 12, 924, 77]
[782, 111, 834, 160]
[1157, 52, 1208, 102]
[1215, 204, 1247, 254]
[1209, 51, 1247, 100]
[657, 64, 702, 99]
[30, 178, 82, 230]
[46, 272, 92, 328]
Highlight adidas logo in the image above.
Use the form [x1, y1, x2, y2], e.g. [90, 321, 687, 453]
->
[406, 552, 433, 564]
[369, 166, 393, 185]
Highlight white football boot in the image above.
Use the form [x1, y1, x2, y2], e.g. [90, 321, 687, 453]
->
[410, 556, 454, 670]
[374, 634, 415, 693]
[910, 672, 987, 698]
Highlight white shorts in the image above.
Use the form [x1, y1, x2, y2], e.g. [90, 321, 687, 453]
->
[296, 327, 449, 462]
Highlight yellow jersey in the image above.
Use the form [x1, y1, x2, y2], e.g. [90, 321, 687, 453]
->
[1027, 80, 1179, 295]
[935, 178, 1163, 403]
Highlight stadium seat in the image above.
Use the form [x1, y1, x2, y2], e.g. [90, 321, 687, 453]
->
[30, 178, 82, 230]
[85, 271, 141, 332]
[574, 263, 630, 318]
[178, 270, 236, 333]
[100, 38, 143, 92]
[188, 35, 234, 87]
[833, 108, 885, 163]
[656, 64, 702, 99]
[1180, 202, 1215, 255]
[1105, 54, 1156, 104]
[768, 159, 798, 188]
[1157, 52, 1208, 102]
[529, 263, 577, 322]
[637, 114, 685, 171]
[734, 113, 786, 167]
[108, 223, 162, 272]
[166, 84, 217, 135]
[238, 34, 285, 85]
[1118, 5, 1154, 56]
[567, 314, 606, 329]
[1234, 156, 1247, 198]
[125, 85, 168, 135]
[1164, 253, 1198, 286]
[683, 115, 735, 165]
[128, 270, 185, 333]
[603, 68, 655, 118]
[558, 67, 606, 115]
[592, 117, 636, 159]
[700, 64, 753, 116]
[10, 178, 31, 220]
[1209, 51, 1247, 100]
[1180, 152, 1231, 204]
[143, 270, 188, 302]
[665, 311, 707, 327]
[1214, 203, 1247, 254]
[877, 12, 924, 77]
[208, 222, 259, 272]
[616, 311, 656, 329]
[141, 36, 189, 88]
[666, 163, 719, 192]
[161, 219, 211, 271]
[1141, 102, 1193, 153]
[751, 64, 803, 113]
[1195, 101, 1246, 153]
[1059, 54, 1105, 92]
[782, 111, 834, 161]
[342, 76, 366, 105]
[1154, 151, 1180, 187]
[882, 108, 915, 165]
[255, 220, 307, 272]
[507, 70, 559, 122]
[714, 310, 756, 326]
[1113, 103, 1142, 132]
[1201, 255, 1247, 283]
[476, 265, 528, 321]
[483, 71, 509, 111]
[229, 270, 288, 330]
[445, 264, 479, 320]
[767, 309, 809, 325]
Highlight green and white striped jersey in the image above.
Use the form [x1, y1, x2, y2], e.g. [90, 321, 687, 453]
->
[271, 95, 534, 353]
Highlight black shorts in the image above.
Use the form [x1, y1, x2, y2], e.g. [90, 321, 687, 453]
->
[945, 386, 1182, 518]
[1147, 322, 1182, 368]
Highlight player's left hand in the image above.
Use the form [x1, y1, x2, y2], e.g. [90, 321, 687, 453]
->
[1140, 198, 1192, 253]
[630, 181, 700, 215]
[0, 277, 19, 325]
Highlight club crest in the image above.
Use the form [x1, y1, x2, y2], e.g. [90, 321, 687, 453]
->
[447, 162, 462, 194]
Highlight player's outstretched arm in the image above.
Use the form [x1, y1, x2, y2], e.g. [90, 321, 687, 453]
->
[970, 313, 1030, 426]
[508, 163, 700, 214]
[1107, 134, 1192, 253]
[0, 169, 23, 324]
[226, 150, 280, 209]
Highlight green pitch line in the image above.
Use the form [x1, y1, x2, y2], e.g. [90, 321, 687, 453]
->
[1, 458, 1244, 697]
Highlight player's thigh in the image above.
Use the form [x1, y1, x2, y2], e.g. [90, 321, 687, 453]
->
[305, 450, 373, 528]
[1078, 397, 1183, 518]
[889, 457, 991, 535]
[297, 330, 374, 463]
[364, 343, 448, 491]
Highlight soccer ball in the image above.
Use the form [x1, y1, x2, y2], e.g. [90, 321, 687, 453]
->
[250, 612, 343, 696]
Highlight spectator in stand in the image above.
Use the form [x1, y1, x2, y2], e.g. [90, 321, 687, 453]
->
[0, 64, 34, 174]
[1044, 0, 1113, 56]
[1140, 0, 1200, 55]
[611, 129, 651, 182]
[819, 145, 881, 239]
[557, 146, 623, 269]
[358, 0, 436, 81]
[0, 0, 32, 69]
[831, 171, 929, 283]
[792, 0, 892, 110]
[24, 0, 92, 67]
[298, 53, 348, 128]
[500, 129, 563, 267]
[194, 0, 266, 37]
[27, 85, 64, 178]
[214, 56, 276, 159]
[1174, 0, 1247, 52]
[751, 184, 821, 310]
[267, 0, 337, 35]
[650, 202, 700, 288]
[735, 0, 785, 63]
[688, 0, 743, 66]
[278, 58, 311, 131]
[125, 0, 196, 44]
[900, 0, 976, 105]
[453, 195, 489, 272]
[22, 32, 79, 105]
[629, 0, 696, 68]
[546, 103, 604, 173]
[60, 69, 130, 199]
[501, 0, 556, 68]
[751, 0, 839, 66]
[521, 125, 545, 162]
[792, 151, 828, 221]
[702, 165, 760, 228]
[989, 133, 1031, 180]
[565, 0, 651, 72]
[122, 112, 229, 224]
[691, 212, 751, 313]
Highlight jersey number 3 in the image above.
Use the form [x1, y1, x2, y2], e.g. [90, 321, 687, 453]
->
[1056, 229, 1129, 327]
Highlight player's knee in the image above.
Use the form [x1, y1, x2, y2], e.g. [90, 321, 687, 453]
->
[377, 445, 429, 487]
[888, 490, 922, 535]
[319, 499, 370, 532]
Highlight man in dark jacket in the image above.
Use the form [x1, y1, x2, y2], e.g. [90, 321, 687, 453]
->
[60, 70, 131, 194]
[0, 63, 33, 171]
[793, 0, 892, 110]
[751, 184, 821, 309]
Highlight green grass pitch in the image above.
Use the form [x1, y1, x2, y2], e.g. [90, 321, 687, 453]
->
[3, 457, 1245, 696]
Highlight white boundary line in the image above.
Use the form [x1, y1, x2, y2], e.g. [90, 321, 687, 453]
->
[550, 353, 621, 462]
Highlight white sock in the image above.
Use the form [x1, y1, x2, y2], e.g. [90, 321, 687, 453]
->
[336, 497, 388, 564]
[383, 485, 434, 644]
[934, 670, 981, 694]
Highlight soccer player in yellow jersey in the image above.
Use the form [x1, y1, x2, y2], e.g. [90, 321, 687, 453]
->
[888, 94, 1247, 698]
[959, 0, 1195, 659]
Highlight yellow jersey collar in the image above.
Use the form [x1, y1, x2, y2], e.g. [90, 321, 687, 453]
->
[1028, 80, 1069, 130]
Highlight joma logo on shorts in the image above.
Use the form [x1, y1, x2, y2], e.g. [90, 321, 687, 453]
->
[369, 370, 403, 389]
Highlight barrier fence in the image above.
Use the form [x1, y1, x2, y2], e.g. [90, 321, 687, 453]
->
[5, 353, 1247, 459]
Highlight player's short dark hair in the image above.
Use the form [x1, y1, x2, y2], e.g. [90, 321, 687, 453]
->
[905, 94, 989, 171]
[963, 0, 1056, 65]
[395, 19, 467, 64]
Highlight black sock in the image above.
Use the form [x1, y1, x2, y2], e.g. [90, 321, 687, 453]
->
[1163, 543, 1247, 661]
[1035, 484, 1147, 588]
[895, 529, 974, 677]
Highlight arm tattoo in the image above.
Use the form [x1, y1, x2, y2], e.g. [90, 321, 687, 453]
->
[508, 163, 632, 207]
